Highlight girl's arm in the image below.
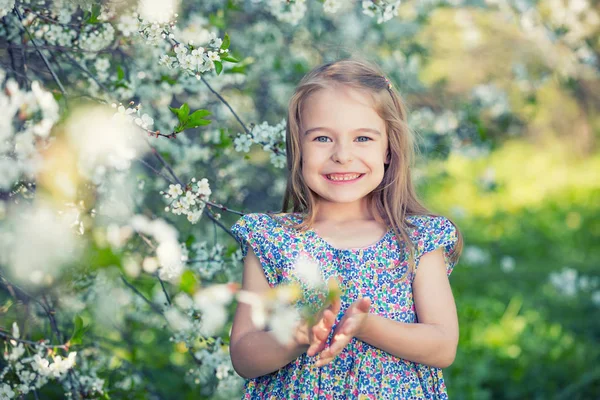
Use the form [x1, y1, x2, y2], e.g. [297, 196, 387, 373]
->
[229, 247, 308, 379]
[355, 248, 459, 368]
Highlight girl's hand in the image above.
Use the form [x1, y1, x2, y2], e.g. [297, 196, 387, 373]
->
[315, 297, 371, 367]
[306, 298, 340, 357]
[289, 295, 341, 356]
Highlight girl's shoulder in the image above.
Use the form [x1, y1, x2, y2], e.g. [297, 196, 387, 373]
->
[405, 214, 456, 236]
[405, 214, 460, 275]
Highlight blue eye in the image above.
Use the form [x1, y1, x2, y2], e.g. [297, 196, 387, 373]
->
[314, 136, 331, 143]
[356, 136, 372, 142]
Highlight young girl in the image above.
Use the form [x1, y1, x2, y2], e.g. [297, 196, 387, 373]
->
[229, 59, 463, 399]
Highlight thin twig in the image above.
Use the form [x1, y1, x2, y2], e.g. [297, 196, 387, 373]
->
[14, 7, 67, 97]
[200, 75, 252, 136]
[0, 330, 69, 349]
[22, 7, 83, 29]
[157, 277, 171, 306]
[61, 51, 111, 93]
[136, 158, 175, 184]
[120, 274, 166, 317]
[149, 146, 184, 186]
[0, 43, 114, 54]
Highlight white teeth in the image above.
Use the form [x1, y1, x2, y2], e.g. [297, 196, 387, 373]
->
[326, 173, 361, 181]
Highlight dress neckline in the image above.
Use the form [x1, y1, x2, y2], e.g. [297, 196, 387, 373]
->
[287, 212, 392, 252]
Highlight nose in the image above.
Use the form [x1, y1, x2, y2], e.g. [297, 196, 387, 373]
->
[331, 141, 353, 164]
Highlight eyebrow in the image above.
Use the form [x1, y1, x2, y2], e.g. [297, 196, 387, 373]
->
[303, 127, 382, 136]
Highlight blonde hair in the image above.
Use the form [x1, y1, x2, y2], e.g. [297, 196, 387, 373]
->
[280, 58, 462, 273]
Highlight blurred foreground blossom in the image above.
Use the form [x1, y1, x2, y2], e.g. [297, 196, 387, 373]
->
[236, 283, 305, 345]
[293, 252, 325, 289]
[138, 0, 180, 24]
[193, 283, 238, 336]
[1, 201, 81, 287]
[66, 105, 150, 179]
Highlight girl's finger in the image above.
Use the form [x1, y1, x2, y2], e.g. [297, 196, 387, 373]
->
[307, 337, 328, 357]
[312, 324, 329, 342]
[322, 309, 335, 328]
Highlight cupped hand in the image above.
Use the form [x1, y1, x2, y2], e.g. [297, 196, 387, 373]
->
[314, 297, 371, 367]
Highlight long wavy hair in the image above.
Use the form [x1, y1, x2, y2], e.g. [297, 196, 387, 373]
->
[280, 58, 463, 273]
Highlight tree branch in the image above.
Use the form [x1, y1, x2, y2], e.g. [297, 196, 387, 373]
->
[14, 7, 67, 97]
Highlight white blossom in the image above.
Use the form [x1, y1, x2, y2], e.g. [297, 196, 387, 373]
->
[323, 0, 342, 14]
[167, 184, 184, 198]
[0, 383, 15, 399]
[269, 306, 301, 344]
[293, 253, 324, 288]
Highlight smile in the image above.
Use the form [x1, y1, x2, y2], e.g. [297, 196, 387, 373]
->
[324, 173, 365, 182]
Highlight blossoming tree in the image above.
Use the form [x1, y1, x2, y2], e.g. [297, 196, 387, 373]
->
[0, 0, 597, 398]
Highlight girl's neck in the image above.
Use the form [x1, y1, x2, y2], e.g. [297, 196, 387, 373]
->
[313, 198, 374, 223]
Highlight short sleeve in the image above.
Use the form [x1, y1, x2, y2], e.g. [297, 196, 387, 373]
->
[230, 213, 281, 288]
[412, 215, 460, 277]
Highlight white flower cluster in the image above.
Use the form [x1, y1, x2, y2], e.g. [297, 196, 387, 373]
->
[112, 102, 155, 130]
[323, 0, 343, 14]
[0, 74, 60, 190]
[362, 0, 401, 24]
[159, 33, 230, 79]
[138, 14, 176, 45]
[94, 58, 111, 82]
[190, 241, 228, 280]
[189, 340, 236, 385]
[162, 178, 212, 224]
[79, 23, 115, 52]
[130, 214, 185, 281]
[0, 0, 15, 19]
[31, 353, 77, 379]
[0, 323, 78, 398]
[234, 120, 287, 168]
[116, 13, 139, 37]
[266, 0, 307, 25]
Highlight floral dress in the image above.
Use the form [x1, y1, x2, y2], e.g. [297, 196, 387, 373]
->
[231, 212, 460, 399]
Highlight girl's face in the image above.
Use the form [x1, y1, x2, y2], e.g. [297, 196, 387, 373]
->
[300, 85, 389, 208]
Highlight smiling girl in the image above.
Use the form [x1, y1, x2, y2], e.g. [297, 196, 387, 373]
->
[230, 59, 463, 399]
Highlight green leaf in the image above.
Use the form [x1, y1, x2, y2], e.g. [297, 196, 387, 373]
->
[214, 61, 223, 75]
[180, 270, 198, 295]
[87, 3, 102, 24]
[221, 33, 230, 50]
[220, 55, 239, 63]
[70, 315, 89, 346]
[181, 103, 190, 119]
[117, 65, 125, 81]
[189, 109, 211, 120]
[169, 103, 190, 123]
[183, 119, 211, 130]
